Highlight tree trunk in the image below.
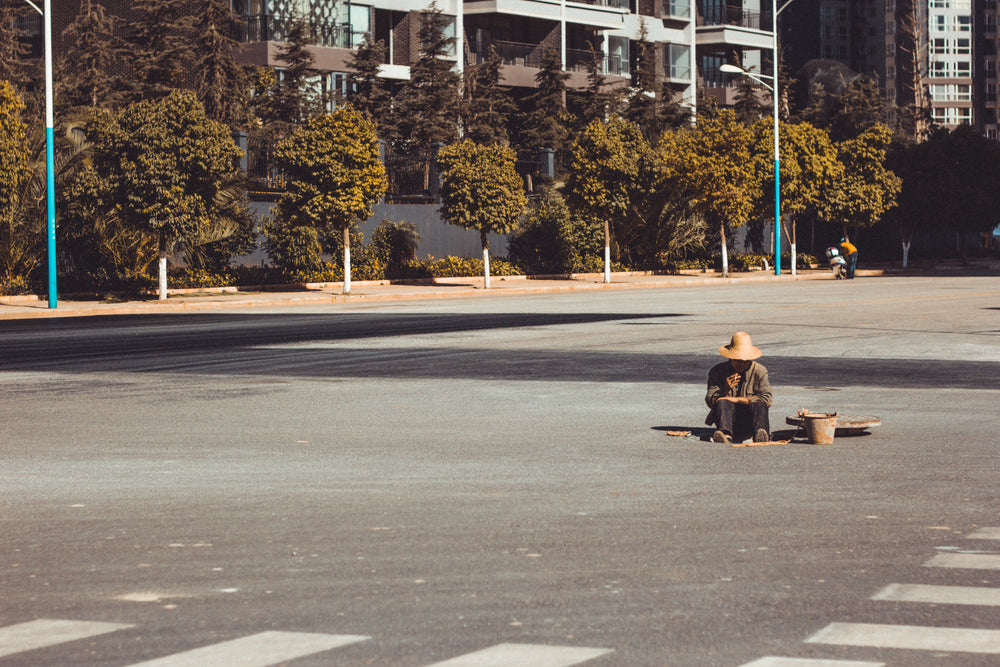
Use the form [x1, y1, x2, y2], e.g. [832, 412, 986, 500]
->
[481, 229, 491, 289]
[343, 226, 351, 294]
[720, 222, 729, 278]
[158, 230, 168, 301]
[603, 219, 611, 284]
[790, 217, 797, 277]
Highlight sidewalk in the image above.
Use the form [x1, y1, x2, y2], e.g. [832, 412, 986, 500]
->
[0, 268, 873, 320]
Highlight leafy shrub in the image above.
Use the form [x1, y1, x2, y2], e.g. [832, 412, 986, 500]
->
[0, 275, 35, 296]
[371, 219, 421, 276]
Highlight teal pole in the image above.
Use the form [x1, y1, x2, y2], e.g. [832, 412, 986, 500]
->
[772, 0, 781, 276]
[43, 0, 57, 307]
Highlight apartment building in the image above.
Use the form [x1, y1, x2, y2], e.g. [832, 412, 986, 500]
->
[782, 0, 1000, 136]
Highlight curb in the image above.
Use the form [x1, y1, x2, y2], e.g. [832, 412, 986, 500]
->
[0, 269, 878, 320]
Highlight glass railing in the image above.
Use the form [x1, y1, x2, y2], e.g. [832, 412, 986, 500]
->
[663, 0, 691, 18]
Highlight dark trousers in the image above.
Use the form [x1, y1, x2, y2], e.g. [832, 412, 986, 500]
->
[846, 251, 858, 278]
[709, 401, 770, 442]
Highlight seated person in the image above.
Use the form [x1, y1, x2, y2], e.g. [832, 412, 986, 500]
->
[705, 332, 772, 443]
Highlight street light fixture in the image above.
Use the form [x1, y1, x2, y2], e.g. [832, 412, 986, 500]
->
[25, 0, 57, 308]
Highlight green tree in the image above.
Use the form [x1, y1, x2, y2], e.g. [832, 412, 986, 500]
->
[508, 188, 601, 274]
[565, 115, 650, 281]
[732, 73, 764, 125]
[437, 139, 527, 288]
[346, 35, 394, 136]
[394, 2, 460, 152]
[83, 90, 243, 299]
[462, 45, 515, 146]
[658, 109, 757, 277]
[519, 46, 571, 155]
[268, 20, 329, 129]
[0, 80, 31, 291]
[272, 106, 387, 293]
[622, 21, 660, 140]
[829, 75, 885, 141]
[571, 41, 619, 131]
[0, 3, 30, 94]
[128, 0, 195, 101]
[193, 0, 251, 131]
[755, 120, 842, 272]
[58, 0, 126, 111]
[819, 124, 901, 246]
[887, 125, 995, 264]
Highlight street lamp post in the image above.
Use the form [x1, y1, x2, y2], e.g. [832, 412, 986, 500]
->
[719, 0, 795, 278]
[720, 62, 781, 276]
[25, 0, 57, 308]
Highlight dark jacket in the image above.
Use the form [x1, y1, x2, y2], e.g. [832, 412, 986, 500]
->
[705, 360, 772, 424]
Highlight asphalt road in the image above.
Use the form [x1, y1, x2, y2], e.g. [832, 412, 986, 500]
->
[2, 275, 999, 666]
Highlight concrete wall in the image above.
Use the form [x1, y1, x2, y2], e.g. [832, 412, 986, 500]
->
[239, 201, 509, 266]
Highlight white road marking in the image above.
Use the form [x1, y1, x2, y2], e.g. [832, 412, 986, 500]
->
[0, 619, 133, 658]
[806, 622, 1000, 654]
[739, 658, 884, 667]
[126, 631, 369, 667]
[967, 527, 1000, 540]
[925, 553, 1000, 569]
[872, 583, 1000, 606]
[425, 642, 613, 666]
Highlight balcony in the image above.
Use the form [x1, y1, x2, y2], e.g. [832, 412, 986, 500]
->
[696, 7, 772, 50]
[566, 48, 627, 76]
[236, 15, 360, 49]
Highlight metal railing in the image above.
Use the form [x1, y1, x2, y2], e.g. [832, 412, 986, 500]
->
[568, 0, 629, 9]
[566, 49, 626, 76]
[699, 8, 770, 30]
[470, 40, 546, 68]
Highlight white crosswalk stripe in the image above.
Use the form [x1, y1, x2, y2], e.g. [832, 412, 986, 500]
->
[0, 619, 611, 666]
[424, 642, 613, 666]
[806, 622, 1000, 654]
[925, 552, 1000, 569]
[126, 631, 370, 667]
[738, 658, 884, 667]
[872, 582, 1000, 606]
[0, 619, 133, 658]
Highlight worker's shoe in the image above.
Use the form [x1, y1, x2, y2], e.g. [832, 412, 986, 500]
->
[712, 430, 732, 444]
[754, 428, 770, 443]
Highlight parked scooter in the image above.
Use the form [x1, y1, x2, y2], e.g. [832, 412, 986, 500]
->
[825, 247, 847, 279]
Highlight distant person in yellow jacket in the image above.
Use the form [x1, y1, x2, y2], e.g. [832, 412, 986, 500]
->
[840, 238, 858, 279]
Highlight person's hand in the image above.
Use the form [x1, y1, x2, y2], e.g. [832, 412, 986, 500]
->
[726, 373, 740, 391]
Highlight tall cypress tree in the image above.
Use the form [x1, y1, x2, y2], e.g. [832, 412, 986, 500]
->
[462, 45, 515, 146]
[270, 19, 328, 127]
[346, 34, 393, 138]
[129, 0, 196, 101]
[520, 46, 570, 154]
[193, 0, 251, 131]
[0, 1, 31, 94]
[393, 1, 460, 152]
[59, 0, 125, 110]
[623, 22, 661, 140]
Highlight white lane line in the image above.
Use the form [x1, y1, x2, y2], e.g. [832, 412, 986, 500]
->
[968, 527, 1000, 540]
[925, 553, 1000, 569]
[127, 631, 369, 667]
[739, 658, 884, 667]
[425, 642, 613, 666]
[0, 619, 133, 658]
[806, 622, 1000, 654]
[873, 583, 1000, 606]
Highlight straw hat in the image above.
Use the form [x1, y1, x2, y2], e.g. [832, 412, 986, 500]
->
[719, 331, 762, 360]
